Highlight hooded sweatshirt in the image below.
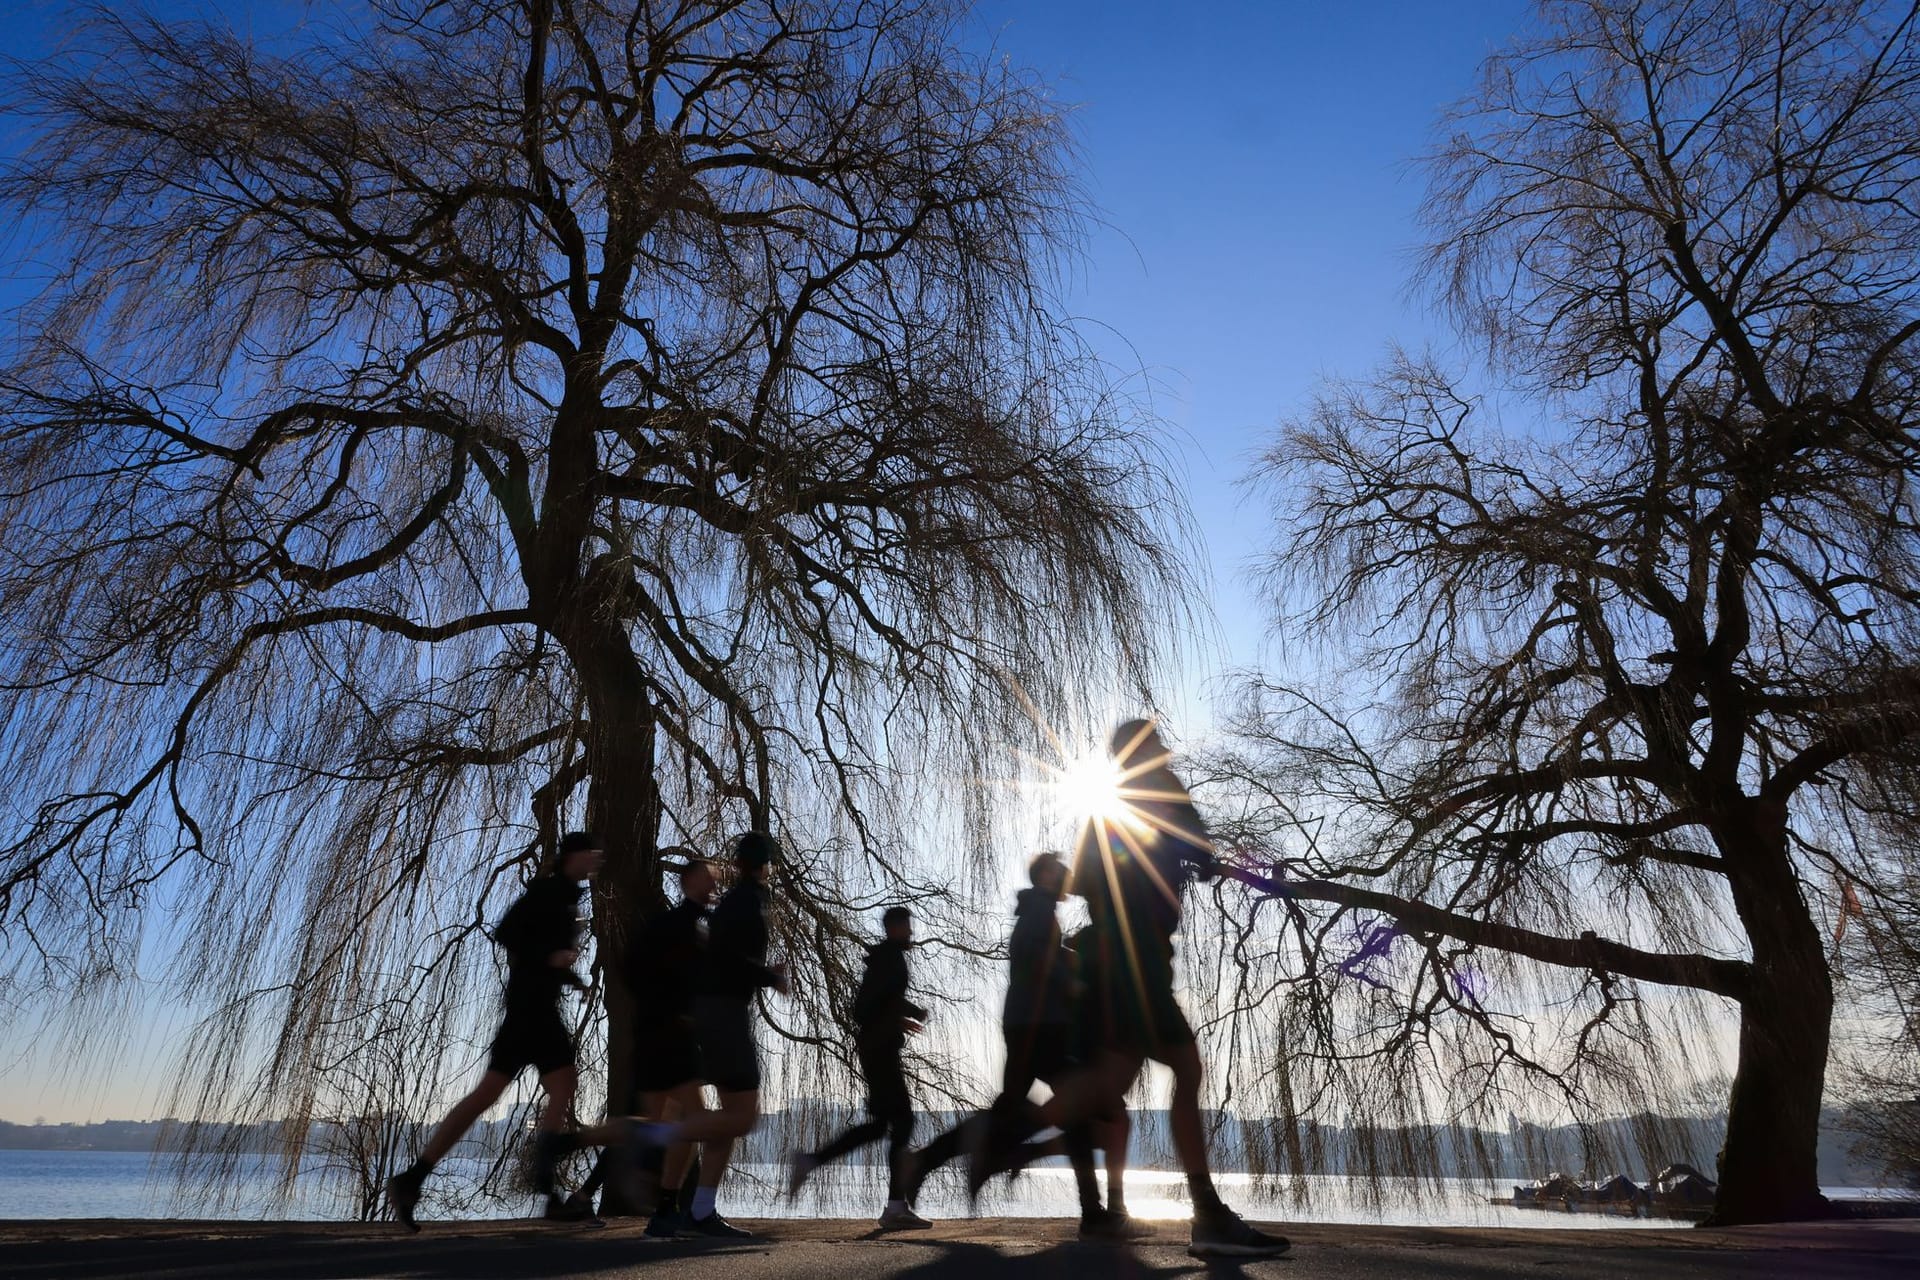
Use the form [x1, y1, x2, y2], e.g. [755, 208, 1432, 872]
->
[1074, 761, 1215, 957]
[850, 937, 928, 1051]
[1002, 886, 1072, 1029]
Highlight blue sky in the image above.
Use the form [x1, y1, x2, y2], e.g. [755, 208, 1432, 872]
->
[965, 0, 1528, 711]
[0, 0, 1538, 1123]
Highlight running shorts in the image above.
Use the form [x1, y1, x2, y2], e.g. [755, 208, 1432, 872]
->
[634, 1014, 704, 1093]
[486, 1003, 575, 1078]
[693, 995, 760, 1092]
[1001, 1021, 1078, 1098]
[1083, 925, 1195, 1061]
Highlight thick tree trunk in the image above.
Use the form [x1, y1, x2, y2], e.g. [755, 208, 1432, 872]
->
[577, 637, 663, 1214]
[1709, 802, 1834, 1225]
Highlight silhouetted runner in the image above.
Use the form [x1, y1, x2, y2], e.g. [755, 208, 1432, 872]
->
[904, 853, 1138, 1239]
[787, 906, 930, 1231]
[569, 853, 716, 1236]
[387, 831, 608, 1230]
[973, 721, 1291, 1260]
[629, 831, 788, 1238]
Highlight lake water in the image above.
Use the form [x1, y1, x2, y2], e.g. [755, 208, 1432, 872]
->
[1, 1148, 1835, 1228]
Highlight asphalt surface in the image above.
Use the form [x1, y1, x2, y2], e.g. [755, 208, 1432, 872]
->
[3, 1217, 1917, 1279]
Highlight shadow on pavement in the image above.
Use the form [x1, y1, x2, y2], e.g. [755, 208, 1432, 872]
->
[880, 1236, 1267, 1280]
[2, 1225, 773, 1279]
[9, 1221, 1918, 1280]
[0, 1227, 1285, 1280]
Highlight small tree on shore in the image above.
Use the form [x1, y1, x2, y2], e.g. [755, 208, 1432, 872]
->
[0, 0, 1182, 1190]
[1208, 0, 1920, 1225]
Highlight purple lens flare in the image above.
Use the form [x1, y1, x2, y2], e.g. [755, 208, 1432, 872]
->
[1335, 919, 1404, 989]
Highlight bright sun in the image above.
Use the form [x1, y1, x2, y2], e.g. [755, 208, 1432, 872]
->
[1051, 750, 1135, 826]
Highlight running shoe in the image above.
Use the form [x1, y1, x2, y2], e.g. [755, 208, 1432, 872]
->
[544, 1192, 601, 1225]
[1188, 1207, 1290, 1258]
[684, 1211, 753, 1239]
[645, 1208, 687, 1238]
[1079, 1208, 1153, 1242]
[387, 1167, 425, 1232]
[963, 1112, 1020, 1202]
[531, 1132, 572, 1197]
[877, 1204, 932, 1231]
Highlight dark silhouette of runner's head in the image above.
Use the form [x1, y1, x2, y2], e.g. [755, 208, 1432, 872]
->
[556, 830, 605, 881]
[732, 831, 779, 884]
[680, 858, 717, 906]
[882, 905, 912, 944]
[1029, 851, 1069, 897]
[1109, 718, 1168, 769]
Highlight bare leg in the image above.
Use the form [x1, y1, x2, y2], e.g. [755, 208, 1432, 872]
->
[577, 1082, 674, 1209]
[1033, 1049, 1139, 1131]
[1160, 1041, 1225, 1216]
[665, 1088, 756, 1221]
[419, 1071, 511, 1166]
[389, 1069, 513, 1228]
[984, 1051, 1141, 1190]
[1104, 1109, 1130, 1216]
[658, 1084, 706, 1192]
[669, 1088, 759, 1145]
[698, 1136, 735, 1188]
[530, 1066, 586, 1200]
[1061, 1124, 1102, 1218]
[538, 1066, 577, 1133]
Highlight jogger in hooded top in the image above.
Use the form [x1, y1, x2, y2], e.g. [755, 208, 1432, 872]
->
[787, 905, 931, 1231]
[971, 721, 1292, 1260]
[904, 853, 1137, 1237]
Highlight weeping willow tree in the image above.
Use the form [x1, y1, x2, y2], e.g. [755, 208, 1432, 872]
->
[1198, 0, 1920, 1226]
[0, 0, 1185, 1211]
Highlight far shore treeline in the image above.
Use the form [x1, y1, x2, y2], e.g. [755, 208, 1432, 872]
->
[0, 1114, 1888, 1187]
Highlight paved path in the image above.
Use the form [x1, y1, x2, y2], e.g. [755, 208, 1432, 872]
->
[3, 1217, 1917, 1279]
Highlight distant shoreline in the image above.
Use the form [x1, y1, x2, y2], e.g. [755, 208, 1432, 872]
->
[2, 1215, 1915, 1245]
[0, 1220, 1912, 1243]
[0, 1112, 1895, 1185]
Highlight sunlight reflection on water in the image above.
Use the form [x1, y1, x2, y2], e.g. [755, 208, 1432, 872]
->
[0, 1149, 1810, 1228]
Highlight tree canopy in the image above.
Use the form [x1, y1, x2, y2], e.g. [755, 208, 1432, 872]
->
[0, 0, 1186, 1206]
[1206, 0, 1920, 1225]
